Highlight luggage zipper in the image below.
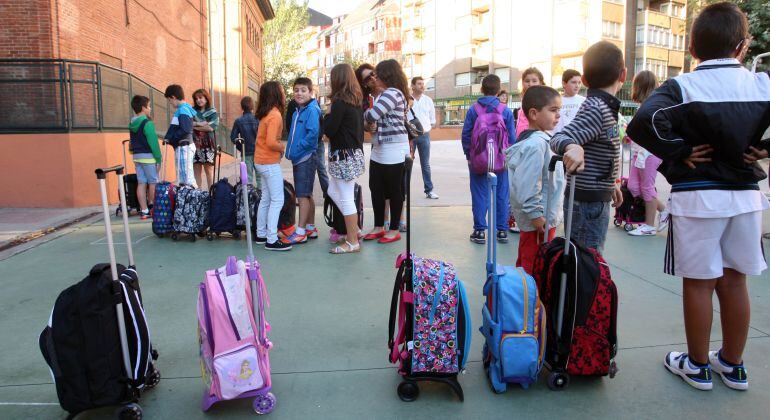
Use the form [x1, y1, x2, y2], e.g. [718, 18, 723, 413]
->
[516, 268, 529, 334]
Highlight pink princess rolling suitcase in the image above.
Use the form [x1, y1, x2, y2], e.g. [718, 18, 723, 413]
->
[197, 161, 276, 414]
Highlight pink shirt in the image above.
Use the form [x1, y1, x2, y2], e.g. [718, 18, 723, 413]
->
[516, 108, 529, 138]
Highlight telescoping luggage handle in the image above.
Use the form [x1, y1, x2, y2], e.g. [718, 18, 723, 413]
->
[548, 155, 577, 339]
[239, 160, 271, 346]
[94, 165, 136, 381]
[388, 155, 413, 360]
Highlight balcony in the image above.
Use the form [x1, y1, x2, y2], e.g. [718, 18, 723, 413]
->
[471, 56, 489, 69]
[471, 0, 490, 13]
[471, 25, 489, 42]
[403, 0, 425, 7]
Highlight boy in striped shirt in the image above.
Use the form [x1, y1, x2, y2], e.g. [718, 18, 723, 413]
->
[550, 41, 626, 253]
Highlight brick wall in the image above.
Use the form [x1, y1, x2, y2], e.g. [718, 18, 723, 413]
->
[0, 1, 54, 59]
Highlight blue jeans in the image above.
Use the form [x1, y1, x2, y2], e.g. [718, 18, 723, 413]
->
[470, 169, 509, 231]
[414, 133, 434, 194]
[564, 200, 610, 253]
[292, 157, 316, 198]
[315, 140, 329, 195]
[255, 163, 284, 243]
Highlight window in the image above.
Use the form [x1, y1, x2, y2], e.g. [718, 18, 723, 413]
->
[661, 3, 684, 18]
[494, 67, 510, 83]
[455, 72, 473, 87]
[602, 21, 621, 39]
[425, 77, 435, 91]
[377, 42, 385, 53]
[646, 25, 671, 48]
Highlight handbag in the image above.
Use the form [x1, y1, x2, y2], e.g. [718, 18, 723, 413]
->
[405, 108, 424, 141]
[328, 148, 365, 182]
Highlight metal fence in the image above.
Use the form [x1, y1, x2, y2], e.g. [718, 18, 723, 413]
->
[0, 59, 173, 135]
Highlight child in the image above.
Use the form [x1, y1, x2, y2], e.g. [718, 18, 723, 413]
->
[283, 77, 323, 244]
[163, 84, 197, 188]
[128, 95, 162, 219]
[625, 70, 669, 236]
[627, 2, 770, 391]
[230, 96, 260, 188]
[549, 41, 626, 253]
[506, 86, 565, 273]
[554, 69, 586, 133]
[253, 81, 291, 251]
[192, 89, 219, 190]
[515, 67, 544, 138]
[461, 74, 516, 244]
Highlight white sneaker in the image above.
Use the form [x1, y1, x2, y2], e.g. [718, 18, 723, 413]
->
[426, 191, 439, 199]
[664, 351, 713, 391]
[628, 224, 656, 236]
[709, 350, 748, 391]
[657, 210, 670, 232]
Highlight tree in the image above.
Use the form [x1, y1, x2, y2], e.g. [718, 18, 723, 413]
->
[263, 0, 310, 95]
[685, 0, 770, 71]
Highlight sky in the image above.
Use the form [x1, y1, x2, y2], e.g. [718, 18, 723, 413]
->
[306, 0, 362, 19]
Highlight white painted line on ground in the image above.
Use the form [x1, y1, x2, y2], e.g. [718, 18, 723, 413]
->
[0, 402, 59, 406]
[89, 234, 153, 246]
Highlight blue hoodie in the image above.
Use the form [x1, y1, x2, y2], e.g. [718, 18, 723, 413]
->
[164, 102, 195, 148]
[461, 96, 516, 160]
[286, 98, 322, 163]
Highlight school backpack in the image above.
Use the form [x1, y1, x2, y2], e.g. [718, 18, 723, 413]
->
[152, 181, 175, 237]
[323, 184, 364, 234]
[208, 178, 237, 235]
[173, 186, 210, 239]
[469, 102, 509, 174]
[279, 181, 297, 231]
[235, 182, 259, 232]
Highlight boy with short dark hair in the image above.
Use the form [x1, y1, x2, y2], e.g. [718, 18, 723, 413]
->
[129, 95, 162, 219]
[230, 96, 260, 188]
[627, 2, 770, 391]
[282, 77, 322, 244]
[461, 74, 516, 244]
[163, 84, 197, 188]
[549, 41, 626, 253]
[554, 69, 585, 133]
[506, 85, 565, 273]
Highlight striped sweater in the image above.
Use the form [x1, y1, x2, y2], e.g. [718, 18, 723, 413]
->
[364, 87, 408, 144]
[550, 89, 621, 202]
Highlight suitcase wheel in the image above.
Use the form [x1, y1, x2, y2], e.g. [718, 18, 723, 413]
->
[623, 223, 635, 232]
[116, 207, 122, 217]
[145, 368, 161, 390]
[253, 392, 276, 415]
[233, 230, 241, 240]
[171, 232, 179, 241]
[609, 360, 618, 379]
[207, 233, 215, 241]
[397, 380, 419, 402]
[547, 371, 570, 391]
[117, 402, 142, 420]
[613, 218, 622, 227]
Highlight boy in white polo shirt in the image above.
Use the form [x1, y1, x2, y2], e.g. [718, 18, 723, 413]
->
[627, 2, 770, 392]
[554, 69, 586, 133]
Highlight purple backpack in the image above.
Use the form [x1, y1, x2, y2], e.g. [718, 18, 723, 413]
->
[469, 102, 509, 174]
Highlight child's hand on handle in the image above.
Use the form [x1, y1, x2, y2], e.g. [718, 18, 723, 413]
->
[683, 144, 713, 169]
[531, 216, 546, 233]
[743, 146, 769, 164]
[563, 144, 585, 173]
[611, 185, 623, 208]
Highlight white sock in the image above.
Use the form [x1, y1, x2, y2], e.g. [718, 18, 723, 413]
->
[296, 226, 306, 236]
[306, 224, 315, 231]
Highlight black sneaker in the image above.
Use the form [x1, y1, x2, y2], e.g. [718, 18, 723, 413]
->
[664, 351, 713, 391]
[470, 230, 486, 244]
[497, 230, 509, 243]
[265, 240, 292, 251]
[709, 350, 748, 390]
[255, 236, 267, 244]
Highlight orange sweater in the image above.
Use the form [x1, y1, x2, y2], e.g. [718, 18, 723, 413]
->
[254, 107, 285, 164]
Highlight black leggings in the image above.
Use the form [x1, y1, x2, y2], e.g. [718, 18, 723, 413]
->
[369, 160, 405, 230]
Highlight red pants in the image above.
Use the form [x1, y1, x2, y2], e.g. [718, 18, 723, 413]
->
[517, 228, 556, 274]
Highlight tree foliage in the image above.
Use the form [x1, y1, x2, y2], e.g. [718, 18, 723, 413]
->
[264, 0, 310, 95]
[686, 0, 770, 70]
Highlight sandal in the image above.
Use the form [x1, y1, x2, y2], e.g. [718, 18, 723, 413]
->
[330, 241, 361, 254]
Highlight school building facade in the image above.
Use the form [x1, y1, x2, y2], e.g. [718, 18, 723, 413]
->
[0, 0, 274, 208]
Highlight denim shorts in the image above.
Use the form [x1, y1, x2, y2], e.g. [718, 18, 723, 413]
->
[135, 162, 159, 184]
[292, 157, 316, 198]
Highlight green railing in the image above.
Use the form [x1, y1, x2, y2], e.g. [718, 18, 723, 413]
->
[0, 58, 233, 154]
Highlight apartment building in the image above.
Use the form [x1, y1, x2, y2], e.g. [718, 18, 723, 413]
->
[626, 0, 687, 80]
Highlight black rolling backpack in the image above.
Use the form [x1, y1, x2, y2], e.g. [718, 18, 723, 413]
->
[39, 165, 159, 419]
